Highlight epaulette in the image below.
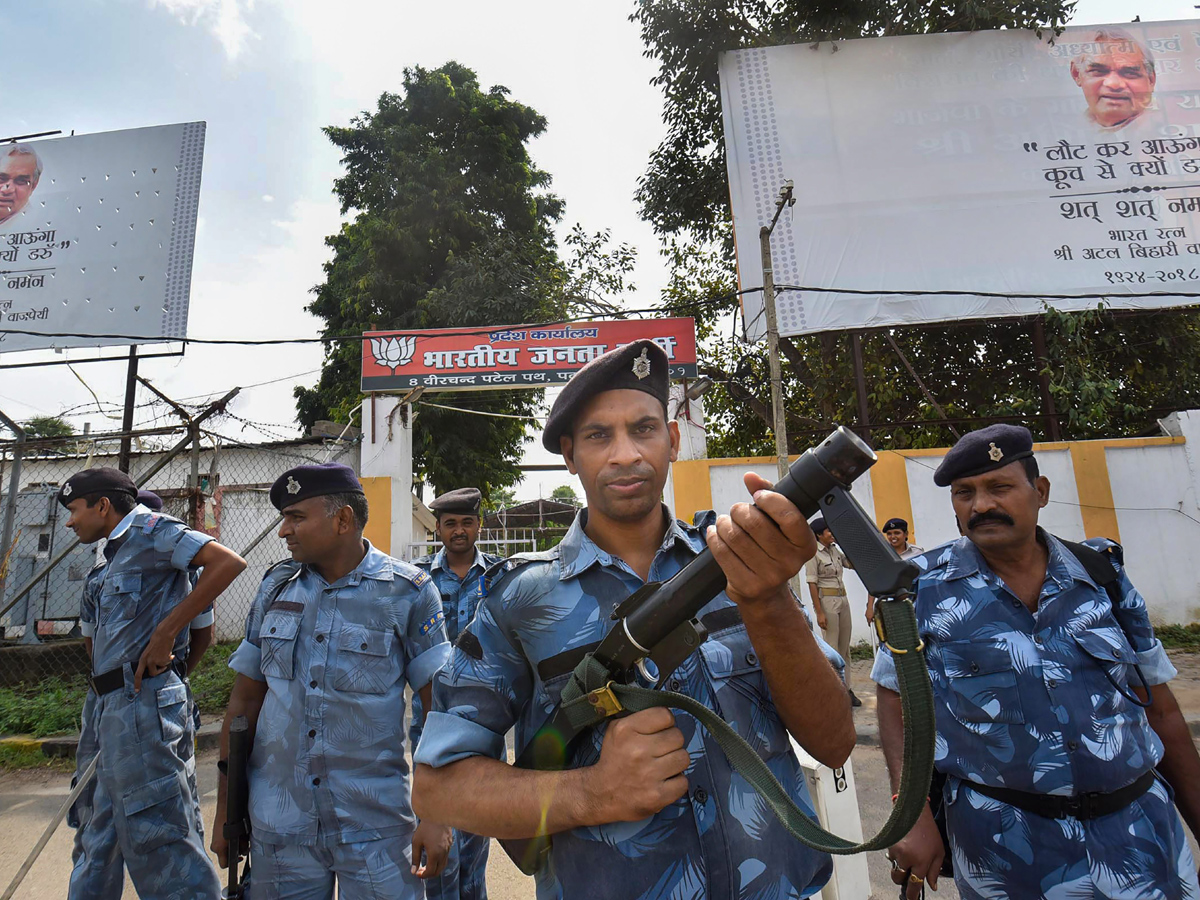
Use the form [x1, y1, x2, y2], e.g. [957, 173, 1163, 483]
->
[133, 510, 184, 533]
[261, 558, 303, 582]
[392, 559, 432, 590]
[412, 554, 435, 569]
[1081, 536, 1124, 566]
[481, 547, 560, 596]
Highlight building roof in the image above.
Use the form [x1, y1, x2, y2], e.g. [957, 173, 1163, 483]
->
[482, 498, 578, 529]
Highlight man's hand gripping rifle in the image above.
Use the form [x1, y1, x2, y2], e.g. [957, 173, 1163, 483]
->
[501, 427, 936, 874]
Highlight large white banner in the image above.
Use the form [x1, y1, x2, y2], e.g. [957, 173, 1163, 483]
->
[720, 20, 1200, 337]
[0, 122, 205, 355]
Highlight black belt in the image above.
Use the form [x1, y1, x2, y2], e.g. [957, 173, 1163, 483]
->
[91, 659, 187, 696]
[964, 770, 1156, 820]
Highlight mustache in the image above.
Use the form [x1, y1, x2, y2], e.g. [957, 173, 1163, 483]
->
[967, 511, 1015, 530]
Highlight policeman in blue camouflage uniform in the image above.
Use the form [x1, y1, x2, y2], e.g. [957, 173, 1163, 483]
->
[411, 486, 501, 900]
[874, 424, 1200, 900]
[213, 462, 454, 899]
[140, 488, 212, 734]
[63, 467, 247, 900]
[412, 340, 856, 900]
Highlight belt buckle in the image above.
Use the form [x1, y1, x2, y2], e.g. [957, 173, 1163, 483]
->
[1062, 792, 1098, 820]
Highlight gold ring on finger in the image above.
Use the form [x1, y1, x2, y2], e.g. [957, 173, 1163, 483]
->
[909, 873, 925, 884]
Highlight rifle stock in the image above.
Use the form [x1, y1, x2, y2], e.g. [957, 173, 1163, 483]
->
[222, 715, 251, 899]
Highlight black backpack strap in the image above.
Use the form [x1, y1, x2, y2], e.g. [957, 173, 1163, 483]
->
[1059, 538, 1152, 708]
[1058, 539, 1121, 606]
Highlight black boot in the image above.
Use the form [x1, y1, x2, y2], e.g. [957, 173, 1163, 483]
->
[848, 690, 862, 708]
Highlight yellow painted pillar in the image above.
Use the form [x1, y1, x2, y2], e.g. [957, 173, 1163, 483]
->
[1068, 442, 1121, 542]
[869, 451, 916, 541]
[672, 460, 714, 521]
[360, 476, 393, 552]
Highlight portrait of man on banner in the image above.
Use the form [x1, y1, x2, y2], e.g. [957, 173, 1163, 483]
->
[1069, 28, 1158, 132]
[0, 144, 43, 228]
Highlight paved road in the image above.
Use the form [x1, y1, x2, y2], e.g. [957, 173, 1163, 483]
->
[2, 655, 1197, 899]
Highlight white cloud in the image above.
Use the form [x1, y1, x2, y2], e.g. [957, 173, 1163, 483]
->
[261, 194, 274, 202]
[149, 0, 256, 59]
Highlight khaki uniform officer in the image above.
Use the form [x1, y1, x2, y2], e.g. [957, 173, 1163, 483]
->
[805, 516, 860, 706]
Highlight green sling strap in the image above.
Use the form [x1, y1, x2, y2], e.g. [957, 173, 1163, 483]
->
[555, 596, 935, 855]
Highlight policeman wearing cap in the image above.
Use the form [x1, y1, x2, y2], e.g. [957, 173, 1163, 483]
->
[410, 486, 501, 900]
[214, 462, 454, 899]
[864, 518, 923, 629]
[412, 340, 854, 900]
[61, 467, 247, 900]
[805, 515, 861, 705]
[873, 425, 1200, 899]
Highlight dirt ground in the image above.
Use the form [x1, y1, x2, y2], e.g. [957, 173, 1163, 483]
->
[0, 654, 1196, 900]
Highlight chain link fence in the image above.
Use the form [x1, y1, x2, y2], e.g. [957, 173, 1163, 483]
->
[0, 425, 360, 685]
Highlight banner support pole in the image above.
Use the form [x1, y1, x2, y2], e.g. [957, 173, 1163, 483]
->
[1031, 316, 1062, 441]
[117, 346, 139, 473]
[761, 182, 795, 481]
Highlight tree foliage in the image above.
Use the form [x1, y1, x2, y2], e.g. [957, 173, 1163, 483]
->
[630, 1, 1200, 450]
[549, 484, 580, 505]
[295, 62, 565, 500]
[22, 416, 75, 439]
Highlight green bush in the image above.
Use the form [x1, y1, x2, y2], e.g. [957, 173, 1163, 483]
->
[1158, 624, 1200, 651]
[0, 679, 88, 737]
[190, 641, 239, 715]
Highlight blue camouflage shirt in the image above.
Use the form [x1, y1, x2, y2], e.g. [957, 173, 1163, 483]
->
[872, 531, 1176, 796]
[410, 546, 502, 750]
[228, 540, 451, 846]
[416, 508, 843, 900]
[80, 504, 214, 675]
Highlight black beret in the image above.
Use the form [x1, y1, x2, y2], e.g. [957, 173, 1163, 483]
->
[542, 339, 670, 454]
[430, 487, 482, 516]
[269, 462, 363, 511]
[882, 517, 908, 533]
[137, 490, 164, 511]
[58, 467, 137, 508]
[933, 424, 1034, 487]
[810, 516, 829, 535]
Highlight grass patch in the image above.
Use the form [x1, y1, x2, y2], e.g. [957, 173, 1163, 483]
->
[849, 642, 876, 661]
[190, 641, 239, 715]
[0, 742, 73, 772]
[0, 680, 88, 737]
[1158, 624, 1200, 651]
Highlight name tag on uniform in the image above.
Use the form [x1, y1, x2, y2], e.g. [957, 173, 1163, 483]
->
[268, 600, 305, 613]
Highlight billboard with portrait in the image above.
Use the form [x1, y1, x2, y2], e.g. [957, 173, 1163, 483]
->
[0, 122, 205, 355]
[719, 20, 1200, 337]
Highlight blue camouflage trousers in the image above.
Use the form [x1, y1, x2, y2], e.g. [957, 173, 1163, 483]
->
[947, 774, 1200, 900]
[424, 829, 489, 900]
[68, 666, 221, 900]
[247, 834, 425, 900]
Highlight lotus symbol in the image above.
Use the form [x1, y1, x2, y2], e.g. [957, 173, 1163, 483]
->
[370, 335, 416, 373]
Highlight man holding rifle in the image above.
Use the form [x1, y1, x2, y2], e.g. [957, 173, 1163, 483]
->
[212, 463, 454, 899]
[413, 340, 855, 899]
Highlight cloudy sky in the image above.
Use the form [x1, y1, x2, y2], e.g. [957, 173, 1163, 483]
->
[0, 0, 1191, 500]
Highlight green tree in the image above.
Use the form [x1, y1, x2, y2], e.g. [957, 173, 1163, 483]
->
[631, 2, 1200, 449]
[295, 63, 566, 497]
[549, 484, 580, 505]
[22, 416, 75, 439]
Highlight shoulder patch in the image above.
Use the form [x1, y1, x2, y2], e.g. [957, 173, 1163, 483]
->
[418, 609, 445, 636]
[1082, 536, 1124, 566]
[455, 628, 484, 661]
[411, 569, 431, 589]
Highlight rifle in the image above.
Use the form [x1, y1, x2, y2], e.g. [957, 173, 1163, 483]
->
[500, 427, 935, 874]
[222, 715, 251, 899]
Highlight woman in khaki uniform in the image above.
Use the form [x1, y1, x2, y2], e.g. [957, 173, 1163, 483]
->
[805, 517, 860, 706]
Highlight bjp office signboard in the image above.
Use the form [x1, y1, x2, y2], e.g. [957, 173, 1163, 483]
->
[361, 318, 698, 392]
[0, 122, 205, 355]
[720, 20, 1200, 338]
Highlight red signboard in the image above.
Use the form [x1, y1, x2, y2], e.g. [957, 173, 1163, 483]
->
[361, 318, 698, 392]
